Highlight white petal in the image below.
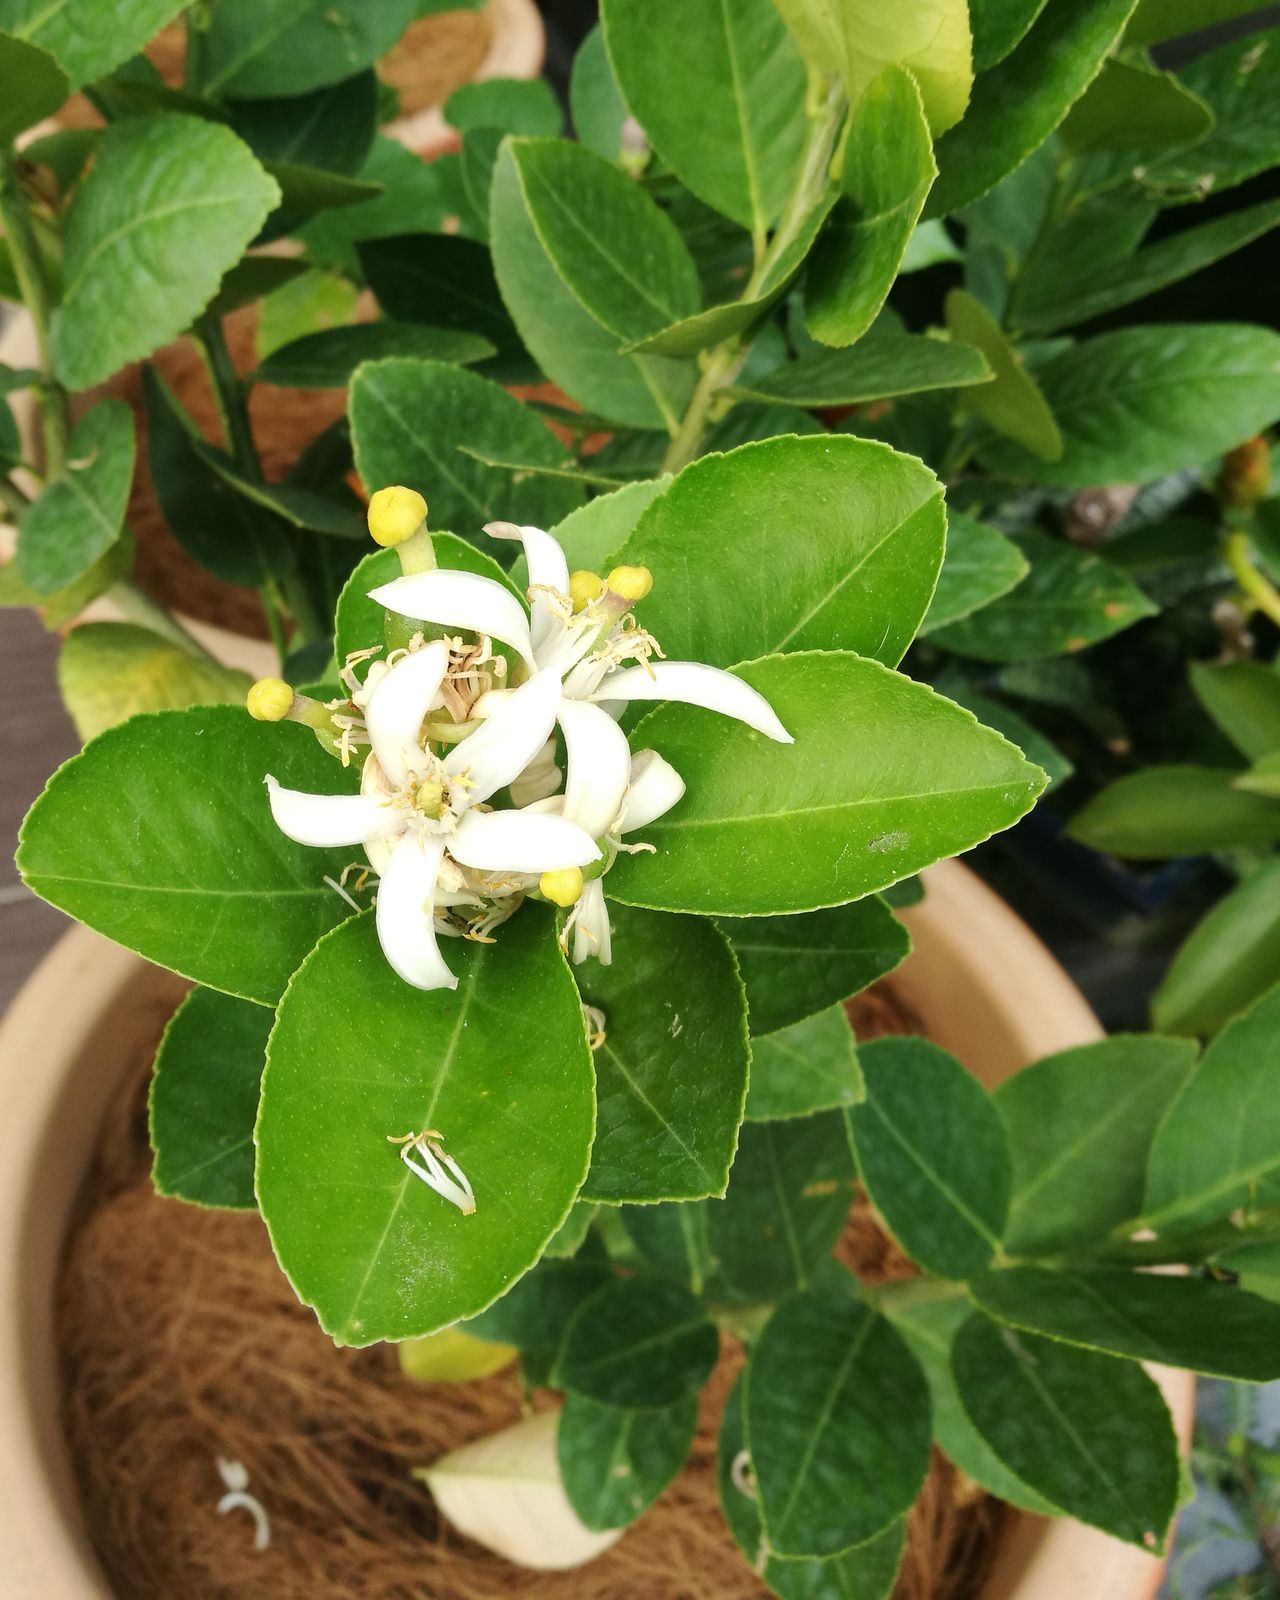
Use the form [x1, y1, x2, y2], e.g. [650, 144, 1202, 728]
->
[370, 571, 536, 670]
[572, 880, 612, 966]
[365, 833, 393, 876]
[593, 661, 794, 744]
[558, 699, 631, 840]
[265, 775, 396, 848]
[484, 521, 569, 657]
[509, 736, 563, 808]
[449, 809, 601, 873]
[444, 669, 562, 807]
[619, 750, 686, 832]
[364, 639, 449, 783]
[375, 836, 457, 991]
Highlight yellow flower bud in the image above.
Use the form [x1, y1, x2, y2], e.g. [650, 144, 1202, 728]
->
[245, 677, 295, 722]
[540, 866, 584, 907]
[607, 564, 653, 602]
[367, 485, 427, 547]
[569, 569, 605, 612]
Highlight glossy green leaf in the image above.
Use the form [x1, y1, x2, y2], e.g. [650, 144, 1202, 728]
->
[928, 0, 1137, 216]
[558, 1393, 697, 1530]
[609, 435, 946, 672]
[149, 986, 270, 1210]
[805, 67, 936, 348]
[969, 0, 1051, 69]
[16, 400, 134, 594]
[257, 322, 492, 388]
[464, 1257, 611, 1380]
[1191, 659, 1280, 761]
[228, 70, 377, 176]
[304, 141, 462, 275]
[730, 335, 991, 407]
[357, 230, 524, 370]
[920, 511, 1030, 634]
[744, 1006, 863, 1121]
[259, 160, 381, 242]
[18, 708, 359, 1005]
[1236, 751, 1280, 797]
[746, 1270, 931, 1557]
[569, 24, 629, 161]
[545, 478, 669, 575]
[720, 897, 910, 1039]
[972, 1265, 1280, 1380]
[556, 1276, 718, 1407]
[950, 1310, 1179, 1549]
[349, 358, 581, 541]
[1154, 858, 1280, 1038]
[0, 0, 182, 88]
[0, 29, 68, 139]
[1144, 980, 1280, 1230]
[608, 652, 1047, 917]
[576, 905, 750, 1204]
[57, 623, 251, 741]
[208, 255, 312, 317]
[445, 76, 561, 137]
[850, 1036, 1011, 1277]
[1125, 0, 1265, 45]
[258, 907, 593, 1345]
[930, 531, 1155, 661]
[707, 1113, 856, 1302]
[931, 679, 1073, 791]
[618, 1203, 715, 1295]
[945, 289, 1062, 461]
[202, 0, 417, 98]
[1069, 765, 1280, 856]
[50, 114, 279, 389]
[994, 1035, 1196, 1255]
[1059, 58, 1212, 151]
[601, 0, 806, 234]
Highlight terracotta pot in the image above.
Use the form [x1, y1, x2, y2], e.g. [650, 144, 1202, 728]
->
[0, 862, 1193, 1598]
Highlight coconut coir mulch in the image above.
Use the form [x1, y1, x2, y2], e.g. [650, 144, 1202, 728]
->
[58, 982, 1004, 1600]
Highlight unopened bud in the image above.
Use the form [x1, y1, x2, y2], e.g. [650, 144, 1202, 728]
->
[607, 564, 653, 602]
[1220, 436, 1271, 510]
[569, 570, 605, 612]
[246, 677, 295, 722]
[539, 866, 584, 907]
[368, 486, 428, 547]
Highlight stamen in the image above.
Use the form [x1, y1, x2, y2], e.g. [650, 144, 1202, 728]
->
[389, 1131, 476, 1215]
[582, 1004, 607, 1050]
[323, 875, 362, 912]
[215, 1458, 271, 1550]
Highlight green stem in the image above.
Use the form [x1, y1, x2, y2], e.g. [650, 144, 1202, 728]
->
[0, 149, 70, 478]
[1226, 529, 1280, 629]
[193, 313, 261, 480]
[1054, 1206, 1280, 1270]
[104, 578, 219, 662]
[858, 1277, 966, 1313]
[0, 475, 31, 518]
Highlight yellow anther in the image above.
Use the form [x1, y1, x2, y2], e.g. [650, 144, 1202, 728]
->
[245, 677, 295, 722]
[607, 564, 653, 602]
[540, 866, 584, 907]
[569, 569, 605, 612]
[367, 485, 427, 547]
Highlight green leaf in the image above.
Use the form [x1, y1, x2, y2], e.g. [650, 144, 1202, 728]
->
[304, 141, 462, 275]
[0, 0, 182, 88]
[192, 451, 364, 540]
[745, 1270, 931, 1558]
[202, 0, 418, 98]
[348, 359, 581, 541]
[0, 28, 68, 139]
[257, 907, 594, 1346]
[707, 1113, 856, 1301]
[971, 1265, 1280, 1381]
[228, 70, 378, 176]
[601, 0, 806, 234]
[18, 708, 359, 1006]
[1125, 0, 1265, 46]
[208, 255, 312, 317]
[950, 1310, 1179, 1549]
[804, 67, 937, 349]
[719, 896, 910, 1038]
[980, 324, 1280, 487]
[744, 1006, 863, 1121]
[718, 1375, 906, 1600]
[57, 622, 251, 741]
[609, 435, 946, 672]
[1068, 765, 1280, 856]
[944, 289, 1062, 461]
[1154, 858, 1280, 1038]
[1144, 980, 1280, 1230]
[569, 24, 630, 162]
[50, 114, 279, 390]
[576, 905, 750, 1204]
[1059, 58, 1212, 151]
[608, 652, 1047, 917]
[358, 229, 524, 369]
[994, 1035, 1196, 1255]
[557, 1393, 697, 1531]
[850, 1036, 1011, 1277]
[1191, 659, 1280, 761]
[546, 478, 669, 575]
[927, 0, 1137, 216]
[149, 986, 270, 1210]
[920, 511, 1030, 633]
[969, 0, 1051, 69]
[729, 335, 992, 407]
[489, 142, 694, 430]
[618, 1203, 715, 1295]
[258, 159, 381, 241]
[556, 1276, 719, 1408]
[464, 1257, 611, 1380]
[16, 399, 134, 594]
[257, 322, 493, 388]
[930, 530, 1156, 661]
[445, 76, 561, 137]
[1236, 751, 1280, 797]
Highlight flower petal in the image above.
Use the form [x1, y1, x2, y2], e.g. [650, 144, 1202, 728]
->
[364, 639, 449, 783]
[619, 750, 686, 832]
[509, 736, 563, 809]
[572, 879, 612, 967]
[593, 661, 794, 743]
[558, 699, 631, 840]
[369, 570, 536, 670]
[375, 835, 458, 991]
[265, 775, 395, 848]
[483, 521, 569, 656]
[444, 668, 562, 806]
[449, 809, 601, 873]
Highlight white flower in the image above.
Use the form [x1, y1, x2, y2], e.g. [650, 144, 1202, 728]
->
[264, 640, 600, 990]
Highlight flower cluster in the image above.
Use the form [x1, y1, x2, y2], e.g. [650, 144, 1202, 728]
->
[254, 489, 791, 992]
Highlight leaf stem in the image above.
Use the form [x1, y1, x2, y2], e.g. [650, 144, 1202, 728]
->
[193, 313, 262, 481]
[0, 148, 70, 479]
[104, 577, 220, 662]
[1225, 529, 1280, 629]
[1051, 1206, 1280, 1270]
